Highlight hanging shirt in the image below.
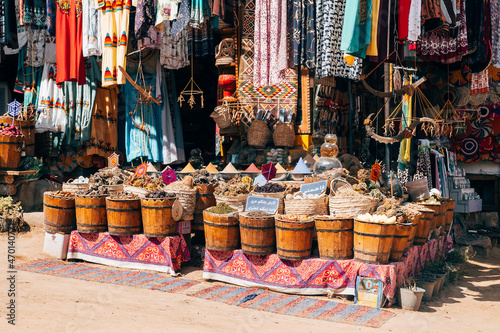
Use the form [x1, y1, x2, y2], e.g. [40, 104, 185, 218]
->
[36, 63, 67, 133]
[253, 0, 288, 87]
[340, 0, 372, 59]
[407, 0, 421, 42]
[160, 21, 189, 69]
[82, 0, 101, 57]
[155, 0, 181, 30]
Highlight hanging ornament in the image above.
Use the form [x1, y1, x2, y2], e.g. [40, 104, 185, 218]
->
[178, 38, 204, 109]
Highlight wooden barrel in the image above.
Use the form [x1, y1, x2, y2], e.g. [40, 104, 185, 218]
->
[314, 216, 354, 260]
[239, 212, 275, 256]
[413, 209, 434, 245]
[389, 222, 412, 262]
[106, 198, 142, 236]
[203, 209, 239, 251]
[444, 199, 455, 232]
[353, 219, 396, 264]
[193, 184, 216, 231]
[141, 197, 177, 237]
[75, 195, 107, 233]
[43, 192, 76, 234]
[406, 218, 418, 251]
[0, 116, 35, 156]
[275, 217, 314, 261]
[435, 202, 447, 228]
[421, 204, 439, 233]
[0, 134, 23, 170]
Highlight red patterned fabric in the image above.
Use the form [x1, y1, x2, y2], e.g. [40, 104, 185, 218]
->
[203, 235, 451, 303]
[67, 231, 190, 274]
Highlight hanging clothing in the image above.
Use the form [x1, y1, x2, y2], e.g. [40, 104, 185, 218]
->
[398, 77, 412, 164]
[187, 23, 214, 58]
[253, 0, 288, 87]
[158, 63, 180, 164]
[421, 0, 444, 24]
[169, 69, 185, 163]
[56, 0, 85, 85]
[398, 0, 411, 40]
[366, 0, 379, 56]
[82, 0, 101, 57]
[156, 0, 181, 29]
[414, 144, 433, 189]
[161, 21, 189, 69]
[22, 0, 47, 27]
[190, 0, 210, 29]
[44, 35, 56, 63]
[36, 63, 67, 133]
[4, 0, 27, 55]
[63, 57, 99, 146]
[84, 86, 119, 157]
[171, 0, 190, 36]
[47, 0, 56, 36]
[316, 0, 362, 79]
[212, 0, 233, 24]
[407, 0, 421, 42]
[97, 0, 132, 87]
[14, 46, 43, 106]
[470, 68, 489, 95]
[292, 0, 316, 69]
[340, 0, 372, 59]
[135, 0, 156, 38]
[26, 27, 46, 67]
[123, 71, 163, 163]
[0, 0, 19, 49]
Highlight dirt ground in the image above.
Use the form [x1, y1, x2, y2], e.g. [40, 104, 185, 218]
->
[0, 213, 499, 332]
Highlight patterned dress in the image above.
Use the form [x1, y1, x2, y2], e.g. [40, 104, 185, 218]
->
[36, 63, 67, 133]
[97, 0, 132, 87]
[253, 0, 288, 87]
[292, 0, 316, 69]
[161, 21, 189, 69]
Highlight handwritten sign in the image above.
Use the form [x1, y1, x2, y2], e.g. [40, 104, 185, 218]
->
[300, 180, 328, 196]
[245, 196, 280, 215]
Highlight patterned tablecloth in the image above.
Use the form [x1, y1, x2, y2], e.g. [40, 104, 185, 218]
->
[67, 231, 190, 276]
[203, 235, 452, 302]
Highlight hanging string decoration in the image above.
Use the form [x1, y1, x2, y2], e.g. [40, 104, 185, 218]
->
[178, 37, 204, 109]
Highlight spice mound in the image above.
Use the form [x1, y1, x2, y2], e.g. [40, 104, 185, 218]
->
[421, 196, 441, 205]
[192, 169, 218, 186]
[77, 185, 110, 197]
[357, 213, 396, 223]
[48, 191, 74, 198]
[126, 173, 165, 191]
[109, 191, 138, 200]
[253, 183, 285, 193]
[214, 176, 253, 196]
[275, 214, 311, 222]
[242, 211, 272, 218]
[206, 203, 237, 214]
[90, 168, 129, 186]
[146, 191, 177, 199]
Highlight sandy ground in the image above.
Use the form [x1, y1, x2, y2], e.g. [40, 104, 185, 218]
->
[0, 213, 499, 333]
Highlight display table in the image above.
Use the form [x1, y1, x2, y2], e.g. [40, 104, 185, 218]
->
[203, 235, 452, 302]
[67, 231, 190, 276]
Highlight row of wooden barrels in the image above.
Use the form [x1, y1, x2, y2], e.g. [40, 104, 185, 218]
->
[43, 192, 183, 237]
[203, 199, 455, 264]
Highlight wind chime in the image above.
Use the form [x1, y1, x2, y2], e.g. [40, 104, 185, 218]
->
[178, 36, 204, 108]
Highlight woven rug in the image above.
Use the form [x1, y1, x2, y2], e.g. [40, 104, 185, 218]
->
[17, 259, 395, 328]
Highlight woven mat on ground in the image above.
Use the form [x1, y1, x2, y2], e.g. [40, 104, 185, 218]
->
[17, 259, 395, 328]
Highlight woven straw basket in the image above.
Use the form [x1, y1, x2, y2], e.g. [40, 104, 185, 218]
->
[177, 189, 196, 220]
[328, 195, 377, 217]
[214, 194, 248, 212]
[251, 191, 286, 214]
[284, 197, 329, 216]
[210, 102, 233, 129]
[273, 122, 295, 147]
[247, 120, 271, 147]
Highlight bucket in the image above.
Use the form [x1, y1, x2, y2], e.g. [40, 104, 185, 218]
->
[0, 134, 23, 170]
[400, 287, 425, 311]
[75, 195, 107, 233]
[405, 178, 430, 202]
[203, 209, 239, 251]
[314, 216, 353, 260]
[239, 212, 275, 256]
[193, 184, 216, 231]
[275, 217, 314, 261]
[417, 279, 435, 301]
[0, 116, 36, 156]
[413, 209, 434, 245]
[353, 219, 396, 264]
[141, 197, 177, 237]
[106, 198, 142, 236]
[390, 222, 412, 262]
[43, 192, 76, 234]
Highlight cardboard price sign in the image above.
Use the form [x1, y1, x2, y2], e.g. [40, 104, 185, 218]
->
[245, 196, 280, 215]
[300, 180, 328, 196]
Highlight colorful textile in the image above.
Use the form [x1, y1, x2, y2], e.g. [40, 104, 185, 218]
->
[82, 0, 101, 57]
[36, 62, 67, 133]
[56, 0, 85, 85]
[292, 0, 316, 69]
[22, 0, 47, 27]
[316, 0, 362, 79]
[97, 0, 131, 87]
[63, 57, 100, 146]
[407, 0, 421, 42]
[470, 69, 490, 95]
[398, 0, 411, 40]
[187, 23, 214, 58]
[421, 0, 444, 23]
[84, 86, 118, 157]
[189, 0, 210, 29]
[492, 0, 500, 66]
[135, 0, 155, 39]
[0, 0, 19, 48]
[4, 0, 28, 55]
[365, 0, 379, 56]
[26, 26, 46, 67]
[340, 0, 372, 58]
[170, 0, 190, 36]
[161, 22, 189, 70]
[253, 0, 288, 87]
[67, 231, 190, 275]
[204, 236, 451, 303]
[14, 46, 43, 105]
[46, 0, 56, 36]
[156, 0, 180, 29]
[212, 0, 233, 24]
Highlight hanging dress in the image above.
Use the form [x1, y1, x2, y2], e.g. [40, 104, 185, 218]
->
[134, 0, 160, 48]
[97, 0, 132, 87]
[55, 0, 85, 85]
[0, 0, 19, 49]
[156, 0, 181, 30]
[36, 63, 67, 133]
[340, 0, 372, 59]
[4, 0, 28, 55]
[161, 21, 189, 69]
[292, 0, 316, 69]
[82, 0, 101, 57]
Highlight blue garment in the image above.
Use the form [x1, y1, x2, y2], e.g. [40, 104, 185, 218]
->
[123, 73, 163, 162]
[340, 0, 372, 58]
